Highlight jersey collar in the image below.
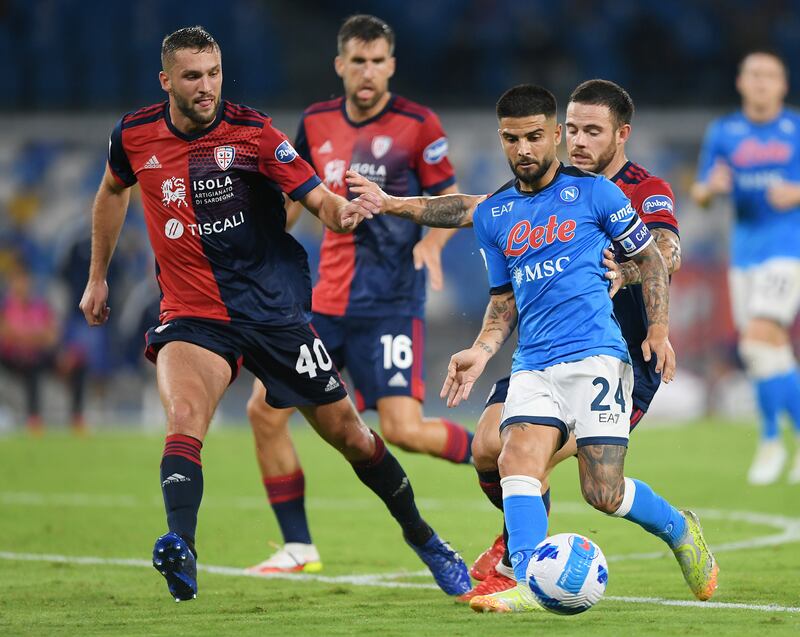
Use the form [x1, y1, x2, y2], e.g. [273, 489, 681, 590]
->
[341, 94, 396, 128]
[164, 100, 225, 142]
[610, 160, 633, 184]
[514, 161, 564, 197]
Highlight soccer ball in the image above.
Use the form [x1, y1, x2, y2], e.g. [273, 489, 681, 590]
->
[526, 533, 608, 615]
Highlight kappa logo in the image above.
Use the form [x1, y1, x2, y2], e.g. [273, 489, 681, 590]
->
[161, 177, 187, 208]
[324, 376, 341, 392]
[142, 155, 161, 169]
[161, 473, 190, 487]
[560, 186, 579, 202]
[324, 159, 346, 188]
[275, 140, 298, 163]
[423, 137, 448, 165]
[371, 135, 393, 159]
[214, 145, 236, 171]
[318, 140, 333, 154]
[388, 371, 408, 388]
[164, 218, 185, 239]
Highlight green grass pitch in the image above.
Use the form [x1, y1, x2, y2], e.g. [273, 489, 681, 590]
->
[0, 419, 798, 636]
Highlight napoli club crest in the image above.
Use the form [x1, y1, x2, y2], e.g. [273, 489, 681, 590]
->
[371, 135, 393, 159]
[214, 145, 236, 171]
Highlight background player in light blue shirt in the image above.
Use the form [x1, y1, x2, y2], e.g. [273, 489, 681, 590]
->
[348, 85, 718, 612]
[692, 51, 800, 485]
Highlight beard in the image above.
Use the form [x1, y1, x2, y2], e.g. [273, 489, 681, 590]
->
[350, 87, 385, 112]
[172, 90, 219, 126]
[510, 156, 553, 186]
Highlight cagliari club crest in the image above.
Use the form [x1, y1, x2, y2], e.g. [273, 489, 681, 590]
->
[371, 135, 393, 160]
[214, 145, 235, 171]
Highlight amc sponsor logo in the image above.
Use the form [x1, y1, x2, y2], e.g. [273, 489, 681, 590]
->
[641, 195, 673, 214]
[504, 215, 576, 257]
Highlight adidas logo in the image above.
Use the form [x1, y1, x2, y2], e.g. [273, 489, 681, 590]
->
[143, 155, 162, 169]
[324, 376, 340, 392]
[161, 473, 190, 487]
[388, 372, 408, 388]
[318, 140, 333, 154]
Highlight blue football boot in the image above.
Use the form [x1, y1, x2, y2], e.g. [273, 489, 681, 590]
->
[152, 532, 197, 602]
[406, 532, 471, 596]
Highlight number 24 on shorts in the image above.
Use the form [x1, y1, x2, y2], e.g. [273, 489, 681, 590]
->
[295, 338, 333, 378]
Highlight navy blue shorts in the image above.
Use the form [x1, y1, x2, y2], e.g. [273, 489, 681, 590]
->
[312, 313, 425, 412]
[144, 317, 347, 409]
[485, 375, 647, 432]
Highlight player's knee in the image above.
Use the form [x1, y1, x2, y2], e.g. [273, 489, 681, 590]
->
[246, 395, 284, 436]
[379, 415, 416, 451]
[471, 433, 499, 472]
[580, 480, 624, 515]
[498, 438, 545, 478]
[165, 397, 205, 436]
[738, 339, 795, 379]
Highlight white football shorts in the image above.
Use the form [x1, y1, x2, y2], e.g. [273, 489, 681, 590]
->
[728, 258, 800, 330]
[500, 355, 633, 448]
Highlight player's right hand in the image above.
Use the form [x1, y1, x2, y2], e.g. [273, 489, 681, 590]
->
[602, 248, 622, 298]
[440, 346, 490, 408]
[340, 192, 382, 229]
[79, 280, 110, 326]
[346, 170, 391, 212]
[641, 325, 676, 383]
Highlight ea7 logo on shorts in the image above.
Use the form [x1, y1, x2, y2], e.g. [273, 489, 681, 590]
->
[642, 195, 673, 214]
[214, 145, 235, 171]
[423, 137, 448, 164]
[559, 186, 579, 202]
[275, 140, 298, 163]
[609, 203, 636, 223]
[164, 218, 185, 239]
[371, 135, 393, 159]
[161, 177, 187, 208]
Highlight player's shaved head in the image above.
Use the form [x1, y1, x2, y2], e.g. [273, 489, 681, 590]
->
[496, 85, 557, 121]
[338, 14, 395, 55]
[569, 80, 634, 128]
[161, 26, 220, 71]
[738, 50, 787, 77]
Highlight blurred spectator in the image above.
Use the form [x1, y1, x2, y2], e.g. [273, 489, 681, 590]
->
[0, 260, 58, 433]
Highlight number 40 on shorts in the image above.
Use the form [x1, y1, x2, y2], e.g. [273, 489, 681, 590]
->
[295, 338, 333, 378]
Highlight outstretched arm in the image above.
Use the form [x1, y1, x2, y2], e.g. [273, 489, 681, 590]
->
[79, 166, 131, 326]
[299, 182, 380, 233]
[441, 289, 517, 407]
[346, 170, 483, 228]
[412, 184, 461, 291]
[630, 240, 676, 382]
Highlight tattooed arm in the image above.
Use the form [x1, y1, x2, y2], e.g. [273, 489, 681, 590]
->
[614, 228, 681, 288]
[346, 169, 483, 227]
[440, 289, 518, 407]
[630, 239, 676, 382]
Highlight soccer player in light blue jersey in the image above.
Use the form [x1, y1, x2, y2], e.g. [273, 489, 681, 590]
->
[692, 51, 800, 485]
[348, 84, 718, 611]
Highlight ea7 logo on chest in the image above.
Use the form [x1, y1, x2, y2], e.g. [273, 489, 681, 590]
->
[504, 215, 576, 256]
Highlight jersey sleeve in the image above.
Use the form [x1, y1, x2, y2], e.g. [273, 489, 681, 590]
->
[258, 122, 321, 201]
[474, 203, 511, 294]
[630, 177, 679, 235]
[107, 118, 137, 187]
[593, 177, 654, 258]
[414, 111, 456, 194]
[293, 116, 312, 164]
[695, 119, 725, 183]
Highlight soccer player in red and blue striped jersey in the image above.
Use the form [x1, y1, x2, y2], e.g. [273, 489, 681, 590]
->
[244, 15, 474, 575]
[79, 25, 470, 602]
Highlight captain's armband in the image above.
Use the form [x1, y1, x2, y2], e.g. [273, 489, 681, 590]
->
[613, 217, 653, 258]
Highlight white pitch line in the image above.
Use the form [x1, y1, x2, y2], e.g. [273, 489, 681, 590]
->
[1, 550, 798, 614]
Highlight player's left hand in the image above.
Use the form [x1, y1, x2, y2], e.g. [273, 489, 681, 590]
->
[767, 181, 800, 211]
[340, 192, 382, 229]
[602, 248, 622, 298]
[441, 346, 490, 407]
[413, 234, 445, 291]
[641, 325, 676, 383]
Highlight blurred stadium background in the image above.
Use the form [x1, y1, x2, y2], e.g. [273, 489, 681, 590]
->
[1, 0, 798, 431]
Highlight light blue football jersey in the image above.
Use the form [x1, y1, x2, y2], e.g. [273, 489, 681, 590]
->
[697, 109, 800, 267]
[474, 165, 652, 373]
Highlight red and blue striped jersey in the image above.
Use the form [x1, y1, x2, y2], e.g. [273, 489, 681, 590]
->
[108, 101, 321, 328]
[296, 95, 456, 318]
